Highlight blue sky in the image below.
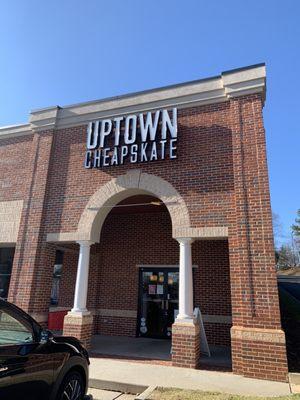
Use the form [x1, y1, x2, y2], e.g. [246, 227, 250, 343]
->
[0, 0, 299, 242]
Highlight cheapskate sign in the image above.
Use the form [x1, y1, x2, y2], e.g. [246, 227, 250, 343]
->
[84, 108, 177, 168]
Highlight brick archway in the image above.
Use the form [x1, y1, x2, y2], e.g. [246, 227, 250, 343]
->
[77, 169, 191, 242]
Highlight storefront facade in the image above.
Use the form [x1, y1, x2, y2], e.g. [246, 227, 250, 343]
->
[0, 64, 288, 381]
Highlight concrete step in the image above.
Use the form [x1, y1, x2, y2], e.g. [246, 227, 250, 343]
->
[89, 378, 147, 396]
[289, 373, 300, 385]
[289, 373, 300, 394]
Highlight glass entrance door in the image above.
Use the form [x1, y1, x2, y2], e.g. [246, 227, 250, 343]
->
[138, 268, 179, 339]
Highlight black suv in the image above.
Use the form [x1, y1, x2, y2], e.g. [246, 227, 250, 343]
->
[0, 299, 89, 400]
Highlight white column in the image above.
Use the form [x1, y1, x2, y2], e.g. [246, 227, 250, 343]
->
[71, 241, 93, 314]
[176, 237, 194, 321]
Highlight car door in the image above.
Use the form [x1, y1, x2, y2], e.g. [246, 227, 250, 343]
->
[0, 305, 54, 400]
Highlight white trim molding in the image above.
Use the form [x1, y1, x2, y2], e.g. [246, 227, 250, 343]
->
[0, 124, 32, 140]
[174, 226, 228, 240]
[29, 106, 60, 132]
[46, 226, 229, 243]
[0, 64, 266, 138]
[231, 326, 286, 344]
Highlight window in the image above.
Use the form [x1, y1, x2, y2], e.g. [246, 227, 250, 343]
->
[0, 309, 34, 346]
[0, 247, 15, 300]
[50, 250, 64, 305]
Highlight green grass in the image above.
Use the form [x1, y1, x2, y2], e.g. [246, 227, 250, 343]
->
[149, 388, 300, 400]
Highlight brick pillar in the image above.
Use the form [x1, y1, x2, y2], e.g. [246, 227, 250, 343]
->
[8, 130, 56, 325]
[231, 327, 287, 382]
[228, 95, 288, 382]
[63, 312, 94, 350]
[172, 321, 200, 368]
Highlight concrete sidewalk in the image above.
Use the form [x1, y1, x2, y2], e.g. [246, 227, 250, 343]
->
[89, 357, 291, 397]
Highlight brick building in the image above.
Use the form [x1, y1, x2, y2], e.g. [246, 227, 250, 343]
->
[0, 64, 288, 381]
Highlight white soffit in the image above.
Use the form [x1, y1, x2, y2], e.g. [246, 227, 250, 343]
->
[0, 63, 266, 138]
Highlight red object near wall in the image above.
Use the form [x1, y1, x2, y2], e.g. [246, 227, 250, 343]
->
[48, 310, 69, 331]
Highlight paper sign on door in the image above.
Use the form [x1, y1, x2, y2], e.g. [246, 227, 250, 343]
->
[157, 285, 164, 295]
[148, 285, 156, 295]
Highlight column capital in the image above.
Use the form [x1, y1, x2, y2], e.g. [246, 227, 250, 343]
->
[76, 240, 94, 247]
[176, 237, 194, 245]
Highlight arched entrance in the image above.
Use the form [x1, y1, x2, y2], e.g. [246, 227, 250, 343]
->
[90, 194, 178, 359]
[76, 169, 191, 242]
[63, 170, 199, 368]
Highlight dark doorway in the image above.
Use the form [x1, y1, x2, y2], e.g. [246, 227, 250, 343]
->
[278, 281, 300, 372]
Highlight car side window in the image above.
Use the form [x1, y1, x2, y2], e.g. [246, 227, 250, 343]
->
[0, 310, 34, 345]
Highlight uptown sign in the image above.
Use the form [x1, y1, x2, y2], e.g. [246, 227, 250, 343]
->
[84, 108, 177, 168]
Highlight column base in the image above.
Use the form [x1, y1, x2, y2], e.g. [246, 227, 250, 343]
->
[63, 311, 93, 350]
[231, 326, 289, 382]
[171, 320, 200, 369]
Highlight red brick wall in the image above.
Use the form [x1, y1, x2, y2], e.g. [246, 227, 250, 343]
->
[6, 131, 57, 315]
[227, 95, 288, 381]
[231, 337, 288, 381]
[0, 135, 33, 202]
[194, 240, 231, 345]
[43, 102, 234, 234]
[95, 316, 137, 337]
[228, 96, 281, 330]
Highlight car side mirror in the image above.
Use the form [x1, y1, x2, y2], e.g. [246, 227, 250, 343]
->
[40, 329, 54, 344]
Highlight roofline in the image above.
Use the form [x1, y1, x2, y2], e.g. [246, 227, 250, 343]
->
[32, 74, 221, 113]
[222, 62, 265, 75]
[0, 63, 266, 138]
[32, 62, 266, 114]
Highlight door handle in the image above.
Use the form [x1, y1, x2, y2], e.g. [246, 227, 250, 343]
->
[165, 300, 169, 310]
[0, 365, 8, 372]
